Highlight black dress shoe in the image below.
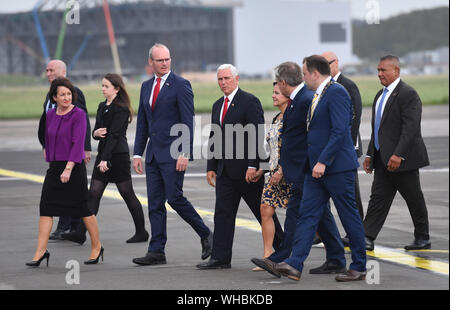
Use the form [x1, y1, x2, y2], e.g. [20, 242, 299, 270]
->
[126, 231, 149, 243]
[309, 262, 346, 274]
[201, 232, 213, 260]
[275, 262, 301, 281]
[250, 258, 281, 278]
[196, 259, 231, 270]
[404, 239, 431, 250]
[342, 236, 350, 247]
[61, 231, 86, 245]
[132, 252, 166, 266]
[365, 237, 374, 251]
[49, 229, 68, 241]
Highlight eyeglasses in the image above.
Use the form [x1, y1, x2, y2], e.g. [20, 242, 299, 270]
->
[154, 58, 171, 64]
[328, 59, 336, 65]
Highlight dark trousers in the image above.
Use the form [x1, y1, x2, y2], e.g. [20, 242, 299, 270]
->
[285, 171, 366, 272]
[56, 216, 81, 232]
[269, 181, 303, 263]
[355, 171, 364, 219]
[363, 155, 430, 241]
[211, 168, 284, 263]
[146, 158, 211, 254]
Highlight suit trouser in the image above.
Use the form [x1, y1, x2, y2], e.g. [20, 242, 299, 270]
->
[285, 170, 366, 272]
[269, 181, 303, 263]
[354, 171, 364, 220]
[145, 158, 211, 254]
[212, 168, 284, 263]
[56, 216, 81, 231]
[363, 155, 430, 241]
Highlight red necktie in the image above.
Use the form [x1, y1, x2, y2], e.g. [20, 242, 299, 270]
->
[152, 77, 161, 111]
[221, 97, 229, 126]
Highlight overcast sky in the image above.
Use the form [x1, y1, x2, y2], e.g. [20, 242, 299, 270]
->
[0, 0, 448, 19]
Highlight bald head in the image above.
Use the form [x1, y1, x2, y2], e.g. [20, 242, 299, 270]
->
[321, 51, 339, 77]
[46, 60, 67, 83]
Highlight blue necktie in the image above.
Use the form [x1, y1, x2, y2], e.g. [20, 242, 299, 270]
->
[374, 88, 389, 150]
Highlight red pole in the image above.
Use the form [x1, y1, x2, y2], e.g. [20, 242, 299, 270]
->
[102, 0, 122, 74]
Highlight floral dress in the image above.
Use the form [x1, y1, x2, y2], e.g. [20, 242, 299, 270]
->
[261, 113, 292, 209]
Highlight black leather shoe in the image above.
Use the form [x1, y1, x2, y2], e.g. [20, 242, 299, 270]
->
[201, 232, 213, 260]
[49, 229, 68, 241]
[126, 231, 149, 243]
[132, 252, 166, 266]
[250, 258, 281, 278]
[61, 231, 86, 245]
[196, 259, 231, 270]
[342, 236, 350, 247]
[365, 237, 375, 251]
[275, 262, 301, 281]
[404, 239, 431, 250]
[309, 262, 346, 274]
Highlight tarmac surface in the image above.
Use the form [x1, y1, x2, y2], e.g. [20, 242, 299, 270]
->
[0, 105, 448, 292]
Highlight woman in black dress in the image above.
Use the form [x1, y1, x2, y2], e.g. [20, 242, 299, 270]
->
[63, 73, 148, 244]
[27, 77, 103, 267]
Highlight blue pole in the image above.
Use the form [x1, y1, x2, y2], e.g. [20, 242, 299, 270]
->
[68, 33, 92, 73]
[33, 0, 50, 63]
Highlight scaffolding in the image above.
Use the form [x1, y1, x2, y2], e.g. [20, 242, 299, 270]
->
[0, 0, 236, 79]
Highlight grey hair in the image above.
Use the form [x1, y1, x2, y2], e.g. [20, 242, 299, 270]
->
[380, 55, 400, 69]
[149, 43, 170, 60]
[217, 64, 239, 77]
[274, 61, 303, 86]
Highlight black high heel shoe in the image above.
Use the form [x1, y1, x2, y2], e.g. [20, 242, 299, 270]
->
[84, 246, 104, 265]
[26, 250, 50, 267]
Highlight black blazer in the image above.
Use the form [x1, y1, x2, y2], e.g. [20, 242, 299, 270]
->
[337, 74, 363, 157]
[207, 88, 265, 180]
[367, 80, 429, 171]
[93, 98, 130, 161]
[38, 86, 92, 151]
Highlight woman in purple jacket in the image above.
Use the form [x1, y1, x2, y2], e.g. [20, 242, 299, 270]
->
[27, 77, 103, 267]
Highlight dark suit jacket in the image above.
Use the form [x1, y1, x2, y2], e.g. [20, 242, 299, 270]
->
[207, 88, 265, 180]
[93, 98, 130, 161]
[133, 72, 194, 163]
[279, 84, 314, 184]
[337, 74, 363, 157]
[307, 81, 359, 174]
[366, 80, 429, 171]
[38, 86, 92, 151]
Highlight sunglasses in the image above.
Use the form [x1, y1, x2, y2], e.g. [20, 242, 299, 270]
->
[328, 59, 336, 65]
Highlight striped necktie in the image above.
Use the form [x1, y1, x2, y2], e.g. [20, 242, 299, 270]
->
[310, 93, 319, 118]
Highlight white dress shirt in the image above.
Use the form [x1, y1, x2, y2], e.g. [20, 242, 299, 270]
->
[219, 86, 239, 126]
[374, 77, 401, 118]
[149, 71, 171, 107]
[289, 82, 305, 101]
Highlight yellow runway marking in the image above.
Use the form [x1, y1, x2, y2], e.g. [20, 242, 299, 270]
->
[1, 167, 447, 276]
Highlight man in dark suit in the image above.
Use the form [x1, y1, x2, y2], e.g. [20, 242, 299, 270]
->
[363, 55, 430, 251]
[322, 51, 364, 220]
[197, 64, 284, 269]
[250, 62, 314, 272]
[132, 44, 212, 266]
[269, 55, 366, 282]
[38, 60, 91, 240]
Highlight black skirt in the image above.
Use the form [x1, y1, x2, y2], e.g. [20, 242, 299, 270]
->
[40, 161, 92, 218]
[91, 152, 131, 184]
